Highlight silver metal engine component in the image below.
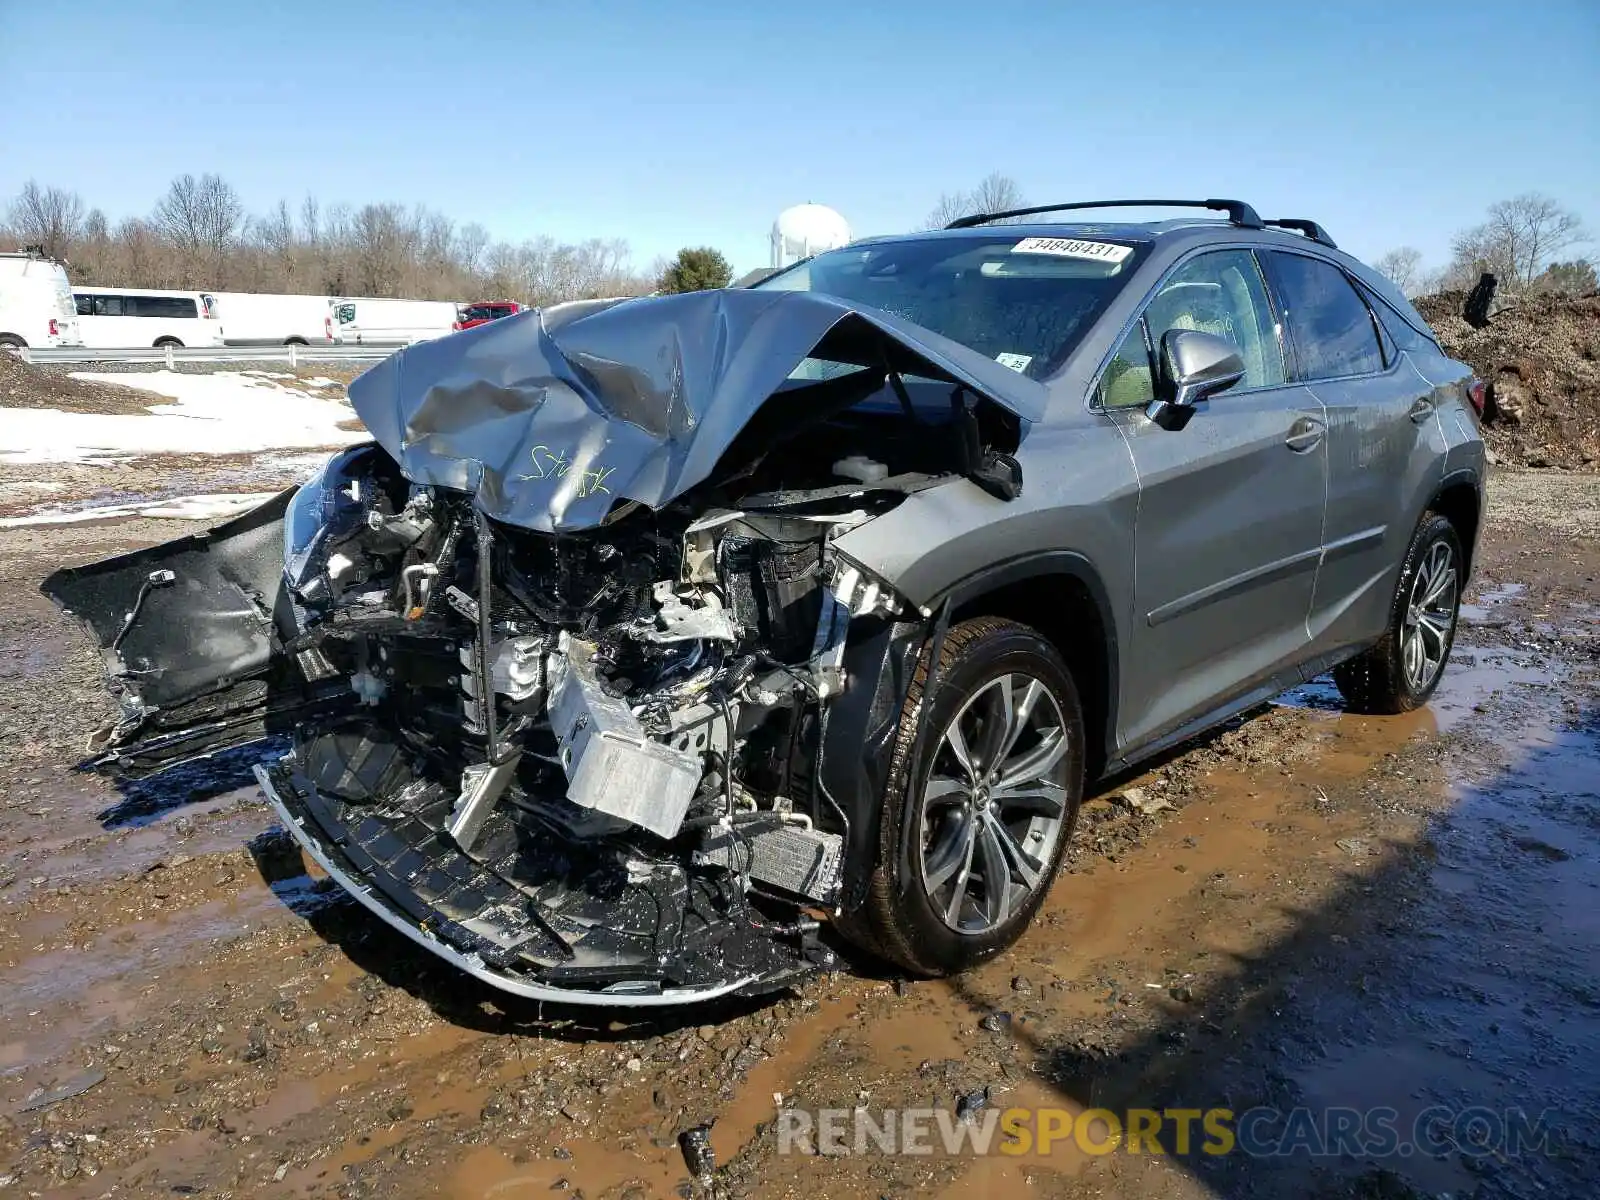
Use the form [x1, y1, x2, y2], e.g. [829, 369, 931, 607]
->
[489, 634, 545, 701]
[546, 633, 701, 839]
[459, 634, 547, 733]
[648, 581, 737, 643]
[295, 645, 339, 682]
[697, 821, 844, 904]
[447, 753, 523, 851]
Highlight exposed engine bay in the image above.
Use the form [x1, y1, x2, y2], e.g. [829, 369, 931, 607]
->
[43, 289, 1037, 1005]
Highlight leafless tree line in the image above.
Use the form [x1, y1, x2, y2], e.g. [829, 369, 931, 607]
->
[923, 172, 1028, 230]
[3, 175, 662, 304]
[1375, 193, 1593, 299]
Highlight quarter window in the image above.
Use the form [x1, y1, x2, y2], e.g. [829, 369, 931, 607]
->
[1143, 250, 1286, 391]
[1099, 319, 1155, 409]
[1269, 254, 1385, 379]
[1357, 280, 1440, 357]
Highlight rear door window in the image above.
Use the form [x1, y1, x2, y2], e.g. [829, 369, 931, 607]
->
[1267, 253, 1385, 380]
[91, 295, 124, 316]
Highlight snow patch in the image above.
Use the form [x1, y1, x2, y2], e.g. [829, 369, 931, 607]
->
[0, 491, 281, 528]
[0, 370, 364, 465]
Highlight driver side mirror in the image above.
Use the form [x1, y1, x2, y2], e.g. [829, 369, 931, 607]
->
[1145, 329, 1247, 431]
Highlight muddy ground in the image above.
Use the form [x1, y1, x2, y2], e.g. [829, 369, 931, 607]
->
[0, 470, 1596, 1200]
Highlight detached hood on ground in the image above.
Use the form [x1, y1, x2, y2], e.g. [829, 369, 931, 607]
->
[347, 288, 1048, 532]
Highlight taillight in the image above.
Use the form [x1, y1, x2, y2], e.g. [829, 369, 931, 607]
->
[452, 321, 464, 331]
[1467, 378, 1486, 417]
[325, 315, 332, 339]
[48, 319, 58, 337]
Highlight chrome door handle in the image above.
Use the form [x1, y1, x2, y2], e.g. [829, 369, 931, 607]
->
[1285, 416, 1325, 453]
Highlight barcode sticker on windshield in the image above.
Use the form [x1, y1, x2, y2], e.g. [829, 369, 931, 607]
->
[1011, 237, 1131, 263]
[995, 352, 1032, 372]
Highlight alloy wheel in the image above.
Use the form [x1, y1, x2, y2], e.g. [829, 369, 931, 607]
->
[1402, 539, 1458, 692]
[919, 672, 1072, 933]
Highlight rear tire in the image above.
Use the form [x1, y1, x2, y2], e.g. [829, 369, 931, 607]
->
[0, 334, 24, 350]
[1333, 512, 1463, 714]
[285, 337, 309, 346]
[837, 617, 1085, 977]
[153, 337, 184, 348]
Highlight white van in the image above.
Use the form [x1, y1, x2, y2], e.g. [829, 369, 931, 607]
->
[329, 297, 458, 346]
[72, 287, 225, 349]
[0, 252, 82, 349]
[214, 292, 334, 346]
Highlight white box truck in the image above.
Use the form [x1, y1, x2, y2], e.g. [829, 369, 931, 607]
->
[214, 292, 335, 346]
[0, 251, 83, 349]
[329, 298, 458, 346]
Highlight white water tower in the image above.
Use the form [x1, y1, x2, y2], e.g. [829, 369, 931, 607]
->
[770, 203, 851, 268]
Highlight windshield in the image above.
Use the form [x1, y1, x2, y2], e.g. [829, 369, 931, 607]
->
[753, 233, 1146, 380]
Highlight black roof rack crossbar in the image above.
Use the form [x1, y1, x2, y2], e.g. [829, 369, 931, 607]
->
[944, 198, 1263, 230]
[1263, 218, 1337, 248]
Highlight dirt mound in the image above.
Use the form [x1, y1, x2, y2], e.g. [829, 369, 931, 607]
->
[0, 352, 158, 415]
[1416, 290, 1600, 469]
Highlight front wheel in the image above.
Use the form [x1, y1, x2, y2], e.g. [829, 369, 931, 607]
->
[1333, 512, 1463, 713]
[0, 334, 25, 350]
[153, 337, 184, 348]
[838, 617, 1085, 977]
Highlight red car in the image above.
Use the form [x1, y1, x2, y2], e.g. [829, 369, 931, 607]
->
[453, 301, 523, 331]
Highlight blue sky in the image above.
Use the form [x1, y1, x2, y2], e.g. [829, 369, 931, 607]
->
[2, 0, 1595, 276]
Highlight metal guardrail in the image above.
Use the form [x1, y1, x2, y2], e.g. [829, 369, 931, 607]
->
[16, 344, 395, 367]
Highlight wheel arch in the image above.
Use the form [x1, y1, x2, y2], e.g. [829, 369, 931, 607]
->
[1428, 470, 1483, 578]
[936, 551, 1120, 781]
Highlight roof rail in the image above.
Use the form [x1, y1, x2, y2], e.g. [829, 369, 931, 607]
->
[1264, 218, 1337, 248]
[944, 198, 1263, 231]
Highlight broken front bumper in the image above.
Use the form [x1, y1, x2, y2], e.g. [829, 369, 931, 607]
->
[255, 760, 821, 1008]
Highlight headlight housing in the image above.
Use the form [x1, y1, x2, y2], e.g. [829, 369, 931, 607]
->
[283, 445, 383, 598]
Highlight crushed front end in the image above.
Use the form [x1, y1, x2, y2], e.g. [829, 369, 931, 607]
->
[43, 289, 1038, 1005]
[256, 445, 912, 1002]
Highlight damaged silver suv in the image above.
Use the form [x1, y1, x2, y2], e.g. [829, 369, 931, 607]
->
[47, 199, 1486, 1006]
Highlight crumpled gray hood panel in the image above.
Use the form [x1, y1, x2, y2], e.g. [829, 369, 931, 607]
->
[347, 288, 1047, 532]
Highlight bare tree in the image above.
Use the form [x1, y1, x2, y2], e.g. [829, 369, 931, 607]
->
[74, 208, 113, 282]
[6, 180, 85, 260]
[923, 172, 1025, 230]
[1373, 246, 1425, 296]
[153, 173, 244, 255]
[1448, 193, 1589, 293]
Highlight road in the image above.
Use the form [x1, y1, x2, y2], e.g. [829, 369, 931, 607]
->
[0, 471, 1596, 1200]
